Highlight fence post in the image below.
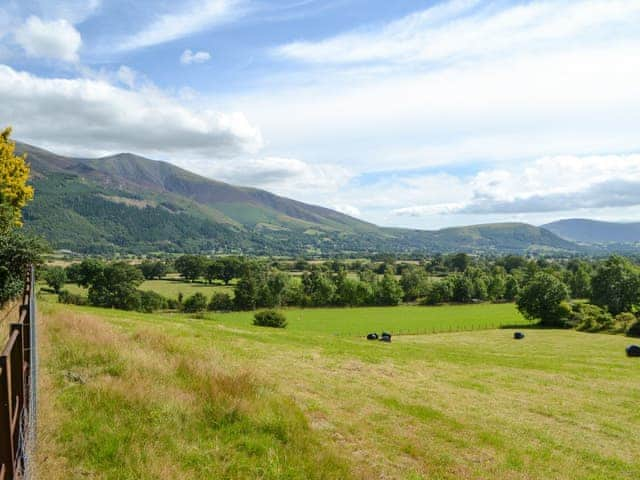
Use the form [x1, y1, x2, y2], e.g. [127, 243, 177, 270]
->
[0, 356, 14, 480]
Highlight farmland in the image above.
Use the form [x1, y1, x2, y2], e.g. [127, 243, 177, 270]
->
[37, 300, 640, 479]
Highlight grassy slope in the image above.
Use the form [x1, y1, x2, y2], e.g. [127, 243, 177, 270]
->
[38, 302, 640, 479]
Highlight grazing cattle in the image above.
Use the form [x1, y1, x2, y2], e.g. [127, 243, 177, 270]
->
[626, 345, 640, 357]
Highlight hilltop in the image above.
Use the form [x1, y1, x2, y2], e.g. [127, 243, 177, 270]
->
[20, 142, 578, 255]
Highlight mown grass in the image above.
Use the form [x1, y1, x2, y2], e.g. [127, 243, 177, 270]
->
[38, 301, 640, 479]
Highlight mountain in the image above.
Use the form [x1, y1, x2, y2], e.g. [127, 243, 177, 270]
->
[543, 219, 640, 244]
[19, 142, 578, 255]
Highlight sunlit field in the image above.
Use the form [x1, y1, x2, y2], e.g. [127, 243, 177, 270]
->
[37, 301, 640, 479]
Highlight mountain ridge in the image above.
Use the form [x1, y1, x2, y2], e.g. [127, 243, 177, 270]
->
[543, 219, 640, 244]
[18, 141, 580, 255]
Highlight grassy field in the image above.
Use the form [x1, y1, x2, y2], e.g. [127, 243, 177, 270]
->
[37, 301, 640, 479]
[61, 278, 235, 300]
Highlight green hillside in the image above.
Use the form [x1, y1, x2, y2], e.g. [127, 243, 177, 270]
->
[20, 142, 579, 255]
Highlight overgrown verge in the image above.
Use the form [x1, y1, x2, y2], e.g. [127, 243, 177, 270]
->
[37, 304, 351, 479]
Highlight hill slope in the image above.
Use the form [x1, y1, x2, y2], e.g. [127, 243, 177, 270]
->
[543, 219, 640, 244]
[20, 142, 578, 255]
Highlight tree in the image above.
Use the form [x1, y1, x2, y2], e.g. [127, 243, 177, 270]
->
[182, 292, 208, 313]
[451, 274, 474, 303]
[138, 260, 167, 280]
[208, 292, 233, 311]
[44, 266, 67, 293]
[87, 262, 144, 310]
[139, 290, 167, 313]
[218, 257, 241, 285]
[448, 253, 471, 272]
[568, 264, 591, 299]
[421, 279, 453, 305]
[400, 267, 430, 302]
[0, 128, 33, 231]
[504, 275, 520, 301]
[71, 258, 105, 288]
[590, 256, 640, 315]
[174, 255, 206, 282]
[373, 272, 404, 306]
[302, 268, 336, 306]
[0, 230, 45, 305]
[517, 272, 569, 326]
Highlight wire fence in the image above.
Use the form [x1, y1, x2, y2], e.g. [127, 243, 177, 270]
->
[0, 266, 36, 480]
[333, 322, 514, 338]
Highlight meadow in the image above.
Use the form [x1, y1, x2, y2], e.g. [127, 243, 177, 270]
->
[36, 299, 640, 479]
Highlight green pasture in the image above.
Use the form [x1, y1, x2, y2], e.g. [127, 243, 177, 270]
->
[38, 300, 640, 479]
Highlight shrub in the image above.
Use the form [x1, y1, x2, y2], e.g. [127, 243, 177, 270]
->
[253, 310, 287, 328]
[627, 320, 640, 338]
[138, 290, 167, 313]
[182, 292, 208, 313]
[614, 312, 636, 333]
[571, 303, 613, 332]
[58, 289, 88, 306]
[208, 292, 233, 311]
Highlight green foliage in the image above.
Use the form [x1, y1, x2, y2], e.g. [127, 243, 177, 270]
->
[58, 289, 88, 306]
[139, 290, 168, 313]
[87, 262, 144, 310]
[253, 310, 287, 328]
[627, 320, 640, 337]
[43, 266, 67, 293]
[400, 267, 430, 302]
[182, 292, 208, 313]
[571, 303, 614, 332]
[208, 292, 234, 311]
[517, 272, 570, 326]
[174, 255, 207, 282]
[504, 275, 520, 301]
[138, 260, 167, 280]
[373, 272, 404, 306]
[591, 255, 640, 315]
[0, 229, 45, 306]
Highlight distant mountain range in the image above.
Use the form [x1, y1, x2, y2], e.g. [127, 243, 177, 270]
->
[543, 219, 640, 245]
[16, 141, 602, 255]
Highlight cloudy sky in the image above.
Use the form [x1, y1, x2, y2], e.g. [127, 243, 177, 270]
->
[2, 0, 640, 229]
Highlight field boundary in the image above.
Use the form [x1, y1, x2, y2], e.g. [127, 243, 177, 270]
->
[0, 266, 37, 480]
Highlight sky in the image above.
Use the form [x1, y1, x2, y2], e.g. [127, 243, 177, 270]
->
[1, 0, 640, 230]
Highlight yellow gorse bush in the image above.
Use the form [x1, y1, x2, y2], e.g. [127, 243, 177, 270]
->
[0, 127, 33, 227]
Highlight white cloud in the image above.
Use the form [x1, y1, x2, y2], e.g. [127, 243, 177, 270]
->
[117, 0, 243, 51]
[183, 156, 353, 198]
[14, 16, 82, 62]
[275, 0, 640, 65]
[0, 64, 262, 158]
[180, 49, 211, 65]
[330, 204, 361, 218]
[390, 154, 640, 218]
[116, 65, 137, 89]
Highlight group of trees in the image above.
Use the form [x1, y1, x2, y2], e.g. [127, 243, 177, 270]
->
[516, 255, 640, 335]
[0, 128, 44, 306]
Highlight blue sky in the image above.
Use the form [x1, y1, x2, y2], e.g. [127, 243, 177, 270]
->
[2, 0, 640, 229]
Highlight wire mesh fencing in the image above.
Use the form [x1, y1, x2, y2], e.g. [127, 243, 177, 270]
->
[0, 266, 37, 480]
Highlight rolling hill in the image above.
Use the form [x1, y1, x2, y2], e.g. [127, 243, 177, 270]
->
[543, 219, 640, 244]
[20, 142, 579, 255]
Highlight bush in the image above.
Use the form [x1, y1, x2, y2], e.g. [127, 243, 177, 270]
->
[58, 289, 88, 306]
[253, 310, 287, 328]
[627, 320, 640, 338]
[182, 292, 208, 313]
[571, 303, 613, 332]
[208, 292, 233, 311]
[138, 290, 167, 313]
